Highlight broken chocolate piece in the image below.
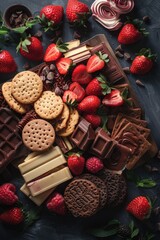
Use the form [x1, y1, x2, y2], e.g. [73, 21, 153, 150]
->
[124, 52, 131, 61]
[70, 118, 95, 151]
[123, 67, 130, 74]
[136, 79, 145, 87]
[115, 51, 124, 58]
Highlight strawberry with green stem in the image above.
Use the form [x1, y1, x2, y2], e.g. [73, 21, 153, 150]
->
[37, 5, 64, 33]
[86, 51, 109, 73]
[130, 48, 156, 75]
[62, 90, 78, 108]
[44, 39, 68, 62]
[118, 18, 148, 45]
[66, 0, 91, 29]
[85, 74, 112, 96]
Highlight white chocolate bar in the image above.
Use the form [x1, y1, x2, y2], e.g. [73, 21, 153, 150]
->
[64, 45, 90, 58]
[65, 39, 80, 50]
[28, 167, 72, 196]
[23, 155, 66, 183]
[20, 184, 54, 206]
[18, 146, 62, 174]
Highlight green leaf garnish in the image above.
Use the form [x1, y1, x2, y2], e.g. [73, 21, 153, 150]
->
[136, 178, 156, 188]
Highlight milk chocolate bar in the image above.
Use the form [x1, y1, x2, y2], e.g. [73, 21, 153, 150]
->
[55, 136, 74, 153]
[70, 118, 95, 151]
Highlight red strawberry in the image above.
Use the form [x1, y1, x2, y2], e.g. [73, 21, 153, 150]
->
[67, 154, 85, 175]
[44, 41, 68, 62]
[102, 89, 124, 107]
[126, 196, 151, 220]
[56, 57, 72, 75]
[0, 50, 17, 73]
[69, 82, 85, 102]
[78, 95, 101, 113]
[0, 183, 18, 205]
[18, 36, 43, 61]
[47, 192, 66, 215]
[130, 48, 156, 75]
[118, 19, 147, 45]
[0, 207, 24, 225]
[85, 75, 111, 96]
[66, 0, 91, 27]
[86, 52, 109, 73]
[86, 157, 104, 173]
[40, 5, 64, 25]
[83, 114, 101, 128]
[62, 90, 78, 106]
[72, 64, 92, 85]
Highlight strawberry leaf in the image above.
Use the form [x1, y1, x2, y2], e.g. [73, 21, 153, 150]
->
[13, 26, 27, 34]
[131, 228, 139, 238]
[136, 178, 156, 188]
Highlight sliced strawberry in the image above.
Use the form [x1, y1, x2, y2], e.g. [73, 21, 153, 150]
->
[86, 51, 109, 73]
[72, 64, 92, 85]
[69, 82, 85, 102]
[56, 57, 72, 75]
[62, 90, 78, 106]
[102, 89, 124, 107]
[44, 43, 62, 62]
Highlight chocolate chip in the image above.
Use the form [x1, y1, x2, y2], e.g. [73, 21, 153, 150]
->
[136, 79, 145, 87]
[73, 31, 81, 39]
[40, 75, 45, 81]
[115, 51, 124, 58]
[55, 87, 62, 96]
[124, 52, 131, 61]
[34, 30, 43, 39]
[50, 64, 56, 71]
[123, 67, 130, 74]
[153, 207, 160, 216]
[62, 84, 69, 90]
[143, 16, 151, 24]
[23, 62, 30, 70]
[42, 66, 50, 76]
[47, 72, 54, 81]
[115, 45, 124, 54]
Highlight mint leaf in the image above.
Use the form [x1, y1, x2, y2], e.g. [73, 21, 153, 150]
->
[89, 227, 118, 237]
[131, 228, 139, 238]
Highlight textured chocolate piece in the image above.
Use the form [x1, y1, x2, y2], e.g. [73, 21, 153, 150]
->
[0, 108, 23, 171]
[114, 123, 151, 169]
[79, 174, 107, 209]
[64, 179, 100, 217]
[104, 142, 131, 171]
[17, 109, 38, 132]
[113, 174, 127, 207]
[55, 136, 74, 153]
[70, 118, 95, 151]
[90, 128, 114, 159]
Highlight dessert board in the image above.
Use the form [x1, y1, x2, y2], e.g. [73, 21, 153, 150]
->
[2, 0, 160, 239]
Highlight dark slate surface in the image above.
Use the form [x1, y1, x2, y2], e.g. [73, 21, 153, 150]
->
[0, 0, 160, 239]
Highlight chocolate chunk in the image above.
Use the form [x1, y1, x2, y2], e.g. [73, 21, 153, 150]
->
[62, 83, 69, 90]
[124, 52, 131, 61]
[50, 64, 56, 71]
[70, 118, 95, 151]
[115, 51, 124, 58]
[136, 79, 145, 87]
[73, 31, 81, 39]
[55, 86, 62, 96]
[123, 67, 130, 74]
[115, 45, 124, 54]
[42, 66, 50, 76]
[143, 16, 151, 24]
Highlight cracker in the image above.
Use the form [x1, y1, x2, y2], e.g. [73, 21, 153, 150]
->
[114, 122, 151, 169]
[11, 71, 43, 104]
[22, 119, 55, 152]
[54, 103, 70, 132]
[34, 91, 63, 120]
[57, 108, 79, 137]
[2, 82, 27, 114]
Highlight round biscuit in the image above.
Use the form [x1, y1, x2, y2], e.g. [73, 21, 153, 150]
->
[11, 71, 43, 104]
[57, 108, 79, 137]
[22, 119, 55, 152]
[2, 82, 27, 114]
[55, 103, 70, 132]
[34, 91, 63, 120]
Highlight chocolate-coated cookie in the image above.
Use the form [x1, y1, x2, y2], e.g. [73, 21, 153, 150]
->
[114, 174, 127, 207]
[64, 179, 100, 217]
[80, 174, 107, 209]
